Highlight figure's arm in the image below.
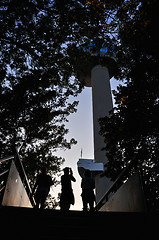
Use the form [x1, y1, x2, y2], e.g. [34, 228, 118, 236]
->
[71, 175, 76, 182]
[70, 168, 76, 182]
[81, 179, 84, 188]
[49, 176, 55, 186]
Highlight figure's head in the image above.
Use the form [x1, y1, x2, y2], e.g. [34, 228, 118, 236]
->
[63, 167, 69, 175]
[41, 166, 46, 174]
[84, 169, 91, 178]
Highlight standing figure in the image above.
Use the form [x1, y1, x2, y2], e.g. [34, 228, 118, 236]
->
[32, 167, 54, 209]
[60, 167, 76, 211]
[81, 169, 95, 212]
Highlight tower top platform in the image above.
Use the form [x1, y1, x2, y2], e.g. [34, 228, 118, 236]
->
[77, 158, 104, 178]
[76, 55, 117, 87]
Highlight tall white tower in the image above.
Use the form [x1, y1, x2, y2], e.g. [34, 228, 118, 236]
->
[77, 54, 116, 203]
[91, 65, 113, 202]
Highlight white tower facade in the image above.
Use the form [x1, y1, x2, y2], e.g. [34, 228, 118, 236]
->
[77, 55, 116, 203]
[91, 65, 113, 202]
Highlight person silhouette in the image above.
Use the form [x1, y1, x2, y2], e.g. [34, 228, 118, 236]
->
[81, 169, 95, 212]
[32, 167, 54, 209]
[60, 167, 76, 211]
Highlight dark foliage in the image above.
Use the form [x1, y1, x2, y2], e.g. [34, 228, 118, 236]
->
[99, 0, 159, 211]
[0, 0, 118, 183]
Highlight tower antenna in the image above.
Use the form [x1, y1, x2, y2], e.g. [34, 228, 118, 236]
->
[80, 148, 83, 158]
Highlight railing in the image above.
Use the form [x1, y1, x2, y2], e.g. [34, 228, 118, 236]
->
[0, 148, 35, 207]
[14, 147, 35, 207]
[95, 156, 138, 211]
[0, 155, 14, 199]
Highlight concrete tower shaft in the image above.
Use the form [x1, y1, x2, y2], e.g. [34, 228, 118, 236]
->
[77, 55, 116, 203]
[91, 64, 113, 202]
[91, 65, 113, 164]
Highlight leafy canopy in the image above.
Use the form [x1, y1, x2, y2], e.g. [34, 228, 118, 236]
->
[99, 0, 159, 210]
[0, 0, 118, 180]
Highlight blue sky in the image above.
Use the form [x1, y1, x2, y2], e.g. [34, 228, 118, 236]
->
[52, 77, 120, 210]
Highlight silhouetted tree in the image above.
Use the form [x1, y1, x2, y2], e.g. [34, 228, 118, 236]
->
[0, 0, 118, 181]
[100, 0, 159, 211]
